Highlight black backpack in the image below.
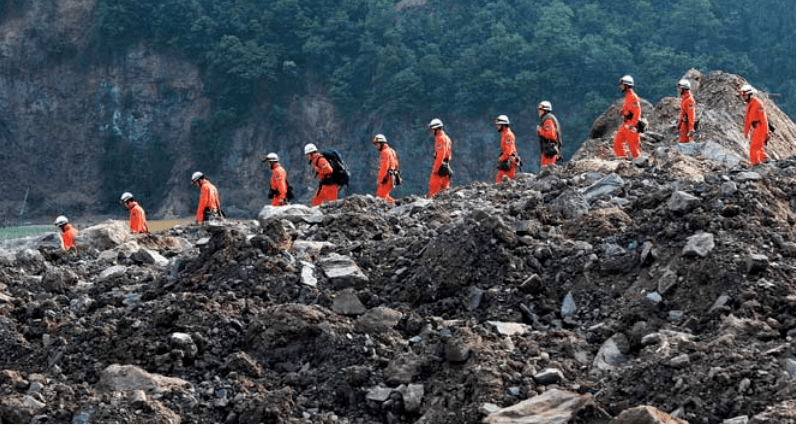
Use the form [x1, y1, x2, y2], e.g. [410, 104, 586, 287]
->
[321, 148, 350, 186]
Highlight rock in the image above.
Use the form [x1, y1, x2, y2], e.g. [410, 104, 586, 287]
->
[482, 389, 595, 424]
[365, 386, 392, 403]
[641, 333, 662, 346]
[331, 288, 366, 315]
[397, 384, 424, 413]
[701, 141, 741, 167]
[669, 354, 690, 368]
[445, 338, 471, 363]
[384, 354, 421, 385]
[721, 181, 738, 196]
[258, 204, 323, 225]
[581, 173, 625, 204]
[785, 359, 795, 379]
[130, 248, 170, 268]
[318, 253, 369, 289]
[99, 265, 127, 281]
[479, 403, 501, 416]
[292, 240, 335, 259]
[95, 364, 193, 395]
[723, 415, 749, 424]
[560, 292, 576, 317]
[69, 295, 94, 315]
[667, 190, 700, 214]
[486, 321, 532, 337]
[682, 232, 715, 257]
[645, 291, 662, 304]
[533, 368, 565, 385]
[74, 221, 130, 251]
[466, 286, 483, 311]
[672, 142, 701, 156]
[170, 332, 198, 359]
[632, 156, 649, 167]
[746, 254, 769, 274]
[709, 294, 731, 313]
[668, 310, 686, 322]
[592, 333, 629, 373]
[15, 249, 45, 272]
[551, 189, 590, 220]
[657, 268, 678, 294]
[610, 405, 688, 424]
[301, 264, 318, 287]
[355, 307, 402, 334]
[734, 171, 762, 182]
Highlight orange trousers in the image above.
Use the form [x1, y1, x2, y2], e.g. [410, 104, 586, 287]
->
[613, 125, 641, 158]
[312, 184, 338, 206]
[428, 174, 450, 198]
[377, 180, 395, 203]
[495, 163, 517, 183]
[540, 154, 557, 167]
[271, 196, 286, 206]
[679, 125, 693, 143]
[749, 127, 767, 166]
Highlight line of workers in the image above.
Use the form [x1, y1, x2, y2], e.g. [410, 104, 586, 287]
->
[54, 76, 770, 251]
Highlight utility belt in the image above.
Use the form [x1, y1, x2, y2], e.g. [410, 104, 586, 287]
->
[203, 207, 224, 220]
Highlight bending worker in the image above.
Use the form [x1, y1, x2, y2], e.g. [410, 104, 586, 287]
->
[494, 115, 518, 183]
[676, 79, 696, 143]
[739, 84, 769, 166]
[120, 192, 148, 233]
[536, 101, 562, 167]
[264, 153, 288, 206]
[427, 118, 452, 197]
[613, 75, 642, 159]
[305, 143, 338, 206]
[191, 172, 223, 224]
[54, 215, 78, 251]
[373, 134, 400, 203]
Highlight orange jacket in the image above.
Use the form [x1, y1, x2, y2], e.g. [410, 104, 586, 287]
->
[537, 117, 558, 143]
[377, 144, 399, 184]
[432, 130, 452, 172]
[270, 163, 288, 199]
[312, 153, 335, 182]
[678, 91, 696, 133]
[620, 89, 641, 127]
[196, 180, 221, 223]
[744, 96, 768, 139]
[61, 224, 78, 250]
[129, 202, 148, 233]
[498, 127, 517, 161]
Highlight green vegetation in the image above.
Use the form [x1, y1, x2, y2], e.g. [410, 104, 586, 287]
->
[93, 0, 795, 161]
[0, 225, 53, 241]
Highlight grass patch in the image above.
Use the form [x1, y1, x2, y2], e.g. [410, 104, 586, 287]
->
[0, 226, 54, 241]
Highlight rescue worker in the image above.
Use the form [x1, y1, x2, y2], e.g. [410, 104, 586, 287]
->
[739, 84, 769, 166]
[305, 143, 338, 206]
[264, 153, 288, 206]
[120, 192, 148, 234]
[536, 101, 562, 167]
[191, 172, 223, 224]
[427, 118, 452, 197]
[373, 134, 400, 203]
[494, 115, 518, 183]
[613, 75, 642, 159]
[676, 79, 696, 143]
[54, 215, 78, 252]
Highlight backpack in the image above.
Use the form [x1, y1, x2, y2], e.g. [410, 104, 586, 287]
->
[321, 148, 350, 186]
[636, 117, 648, 133]
[286, 182, 294, 201]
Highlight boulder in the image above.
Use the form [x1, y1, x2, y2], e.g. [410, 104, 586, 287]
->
[258, 204, 323, 225]
[331, 288, 366, 315]
[355, 307, 402, 334]
[581, 173, 624, 204]
[318, 253, 369, 289]
[74, 221, 130, 251]
[701, 141, 741, 167]
[482, 389, 595, 424]
[131, 248, 169, 268]
[95, 364, 193, 395]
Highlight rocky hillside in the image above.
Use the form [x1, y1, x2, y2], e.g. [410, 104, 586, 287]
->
[0, 75, 795, 423]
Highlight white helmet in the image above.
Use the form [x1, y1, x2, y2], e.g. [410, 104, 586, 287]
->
[494, 115, 510, 125]
[373, 134, 387, 143]
[266, 153, 279, 162]
[54, 216, 68, 227]
[739, 84, 755, 95]
[304, 143, 318, 155]
[538, 101, 552, 112]
[428, 118, 444, 130]
[120, 192, 134, 203]
[191, 171, 204, 183]
[620, 75, 634, 87]
[677, 79, 691, 90]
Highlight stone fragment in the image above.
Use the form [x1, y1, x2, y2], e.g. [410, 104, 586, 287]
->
[301, 264, 317, 287]
[682, 232, 714, 257]
[384, 355, 421, 385]
[355, 307, 402, 334]
[560, 292, 576, 317]
[610, 405, 687, 424]
[581, 173, 624, 204]
[592, 333, 629, 373]
[318, 253, 369, 289]
[533, 368, 565, 385]
[99, 265, 127, 281]
[365, 386, 392, 403]
[669, 354, 690, 368]
[331, 288, 366, 315]
[746, 254, 769, 274]
[74, 221, 130, 251]
[483, 389, 594, 424]
[131, 248, 169, 268]
[445, 339, 471, 363]
[397, 384, 424, 413]
[95, 364, 193, 395]
[657, 268, 678, 294]
[734, 172, 762, 182]
[486, 321, 532, 337]
[667, 190, 700, 214]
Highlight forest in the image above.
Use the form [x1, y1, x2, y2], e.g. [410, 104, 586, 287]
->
[89, 0, 795, 162]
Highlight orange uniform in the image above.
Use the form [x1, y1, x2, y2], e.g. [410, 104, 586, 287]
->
[196, 180, 221, 223]
[495, 127, 518, 183]
[613, 89, 642, 158]
[311, 153, 338, 206]
[744, 96, 768, 166]
[376, 144, 399, 203]
[428, 130, 452, 197]
[270, 164, 288, 206]
[128, 202, 148, 233]
[61, 224, 78, 251]
[677, 90, 696, 143]
[538, 114, 560, 167]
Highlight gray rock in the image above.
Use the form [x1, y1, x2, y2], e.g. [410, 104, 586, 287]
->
[551, 189, 590, 220]
[592, 333, 629, 373]
[581, 173, 625, 204]
[130, 248, 169, 268]
[466, 286, 483, 311]
[69, 295, 94, 315]
[170, 333, 198, 359]
[610, 406, 685, 424]
[734, 171, 762, 182]
[632, 156, 649, 167]
[479, 403, 501, 416]
[445, 339, 471, 363]
[384, 355, 421, 385]
[645, 291, 662, 304]
[721, 181, 738, 196]
[723, 415, 749, 424]
[95, 364, 193, 395]
[15, 249, 45, 272]
[672, 142, 701, 156]
[657, 268, 678, 294]
[74, 221, 130, 251]
[365, 386, 392, 403]
[318, 253, 369, 289]
[709, 294, 731, 313]
[682, 232, 715, 257]
[397, 384, 424, 413]
[640, 333, 662, 346]
[669, 354, 690, 368]
[487, 321, 532, 337]
[355, 307, 402, 334]
[701, 141, 741, 167]
[667, 190, 700, 214]
[533, 368, 565, 385]
[668, 310, 686, 322]
[483, 389, 594, 424]
[746, 254, 769, 274]
[99, 265, 127, 281]
[301, 264, 318, 287]
[258, 204, 322, 225]
[785, 359, 796, 379]
[560, 292, 576, 317]
[331, 288, 366, 315]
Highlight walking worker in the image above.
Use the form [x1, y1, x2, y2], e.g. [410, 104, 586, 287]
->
[120, 192, 148, 234]
[676, 79, 696, 143]
[305, 143, 338, 206]
[427, 118, 452, 197]
[738, 84, 769, 166]
[54, 215, 78, 251]
[494, 115, 518, 183]
[264, 153, 288, 206]
[373, 134, 400, 203]
[536, 101, 562, 167]
[191, 171, 223, 224]
[613, 75, 642, 159]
